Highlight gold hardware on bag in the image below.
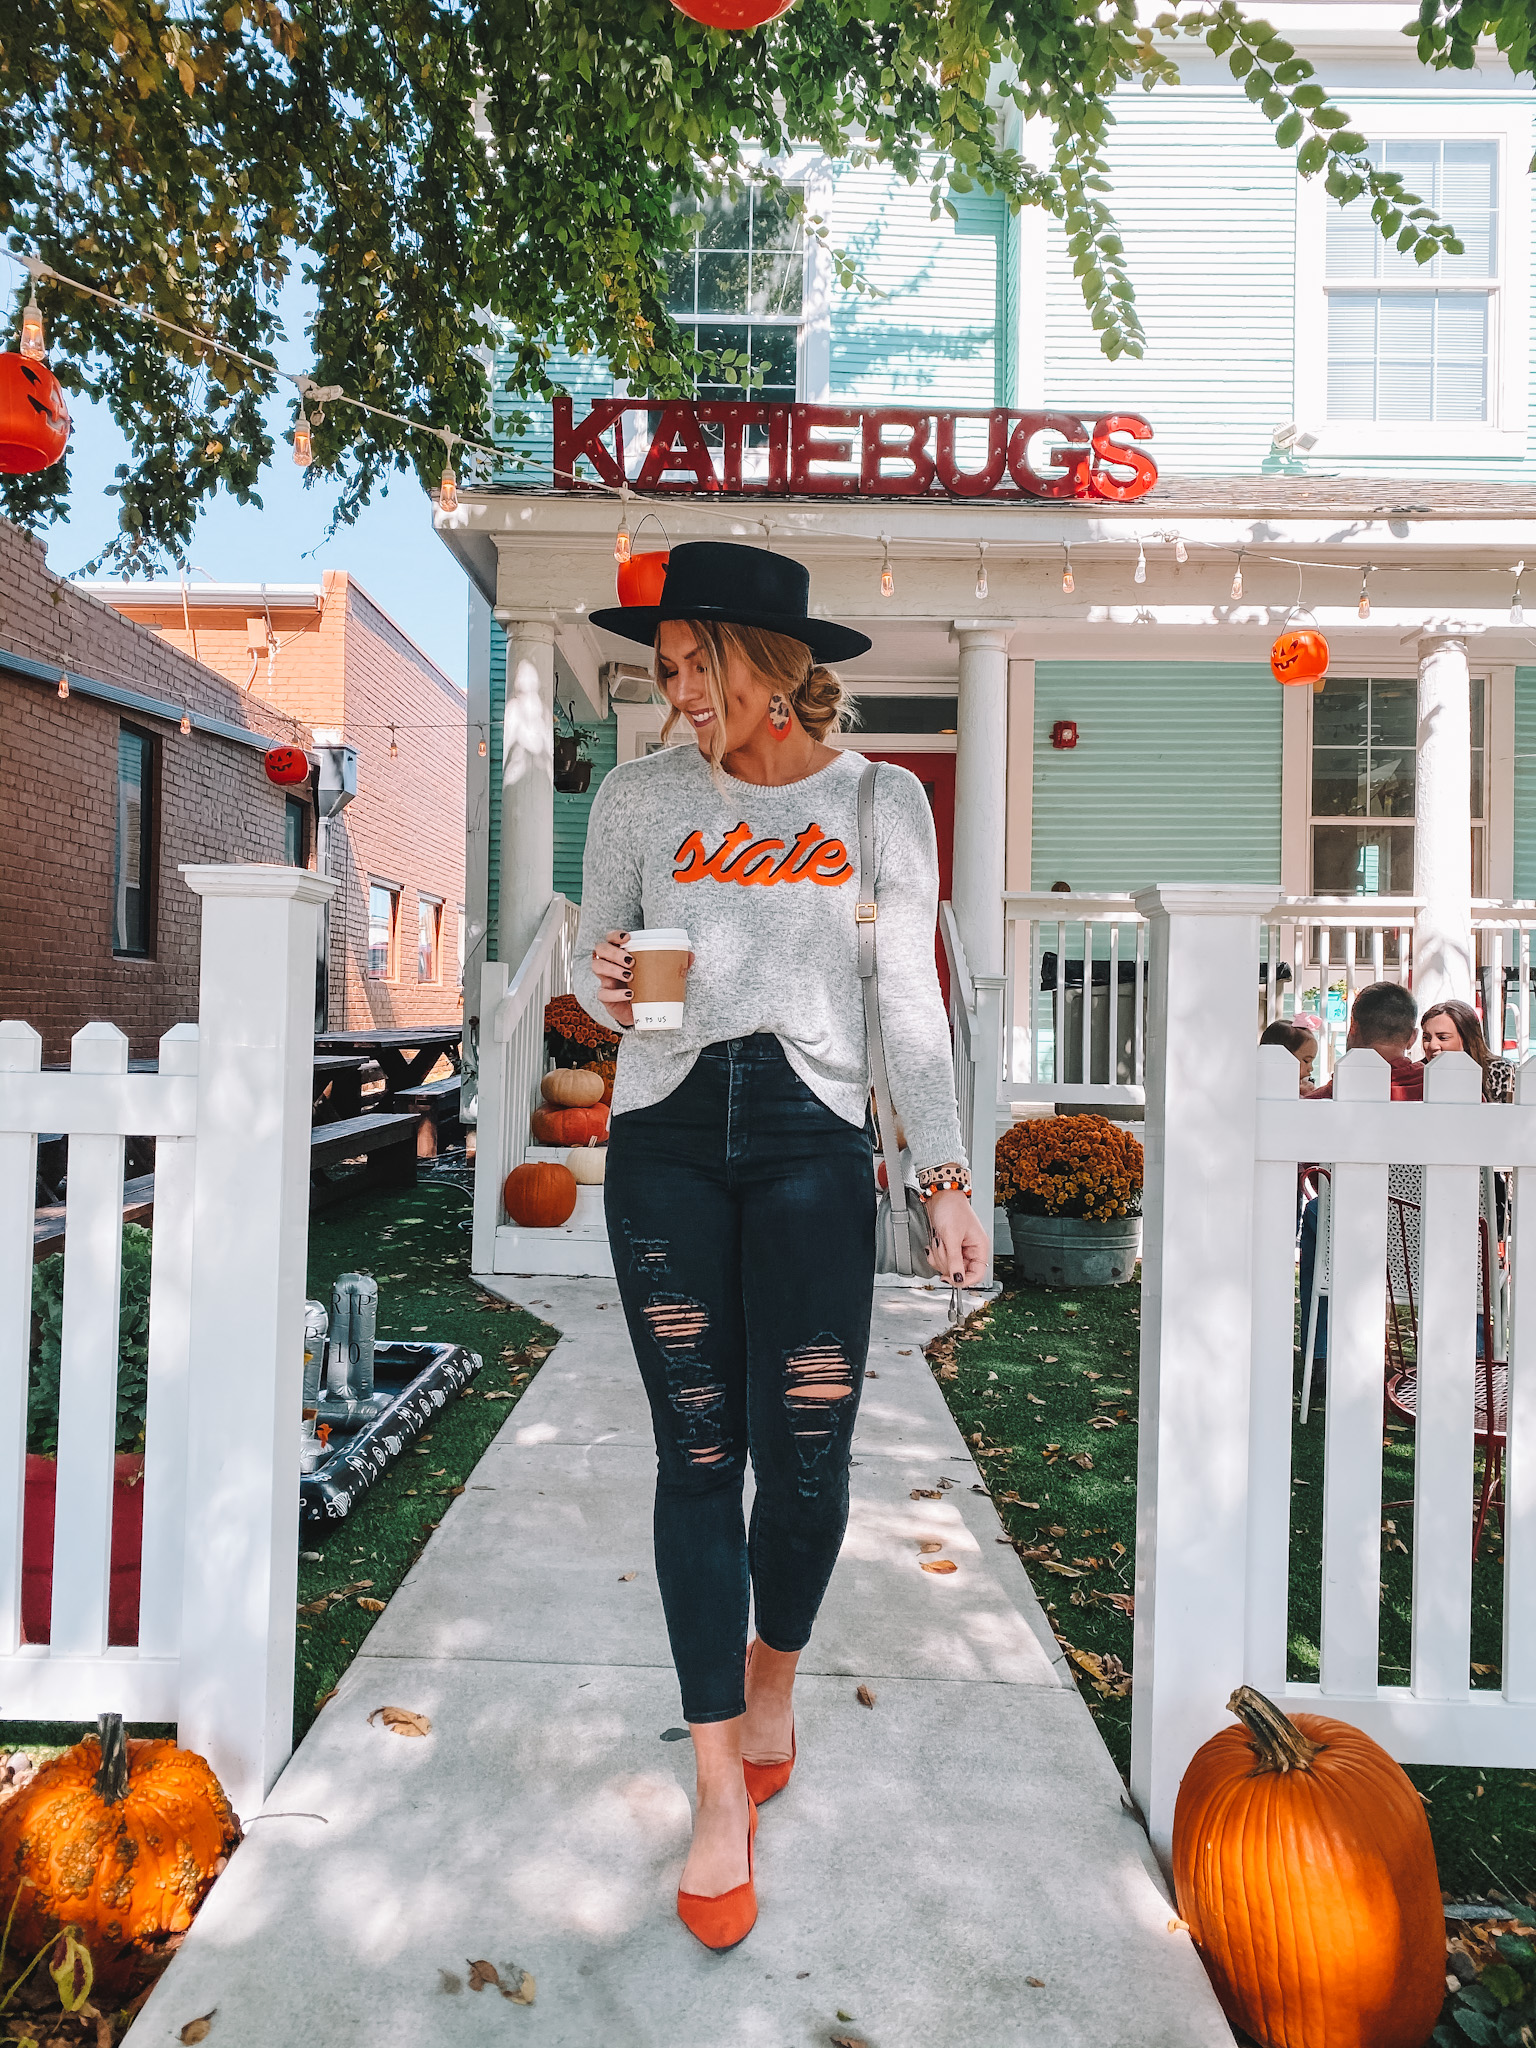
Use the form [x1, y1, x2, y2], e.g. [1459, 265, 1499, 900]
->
[855, 902, 877, 923]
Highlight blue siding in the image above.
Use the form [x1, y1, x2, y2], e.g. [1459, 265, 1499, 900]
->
[1033, 662, 1283, 890]
[553, 717, 619, 903]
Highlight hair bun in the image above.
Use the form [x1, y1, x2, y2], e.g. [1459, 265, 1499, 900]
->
[794, 663, 848, 742]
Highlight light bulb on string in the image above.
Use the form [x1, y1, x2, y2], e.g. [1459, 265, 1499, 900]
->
[1231, 554, 1245, 602]
[478, 737, 488, 758]
[614, 493, 632, 565]
[20, 290, 45, 361]
[1134, 540, 1147, 585]
[1514, 562, 1526, 628]
[1174, 536, 1188, 565]
[179, 712, 191, 735]
[438, 433, 458, 515]
[57, 675, 69, 701]
[292, 403, 313, 469]
[1061, 544, 1074, 596]
[975, 542, 988, 602]
[1357, 568, 1371, 621]
[879, 538, 894, 600]
[388, 724, 399, 760]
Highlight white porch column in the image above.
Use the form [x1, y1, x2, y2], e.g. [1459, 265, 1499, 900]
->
[951, 623, 1012, 979]
[495, 613, 556, 976]
[1413, 632, 1475, 1010]
[1129, 884, 1275, 1864]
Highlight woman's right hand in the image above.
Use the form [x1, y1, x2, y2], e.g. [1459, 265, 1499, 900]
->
[591, 930, 634, 1028]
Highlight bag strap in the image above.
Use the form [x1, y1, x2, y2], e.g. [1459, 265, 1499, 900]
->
[857, 759, 916, 1276]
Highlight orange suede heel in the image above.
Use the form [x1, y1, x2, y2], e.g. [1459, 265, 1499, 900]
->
[677, 1796, 758, 1951]
[742, 1640, 796, 1805]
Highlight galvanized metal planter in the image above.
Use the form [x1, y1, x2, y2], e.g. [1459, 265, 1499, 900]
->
[1007, 1210, 1142, 1289]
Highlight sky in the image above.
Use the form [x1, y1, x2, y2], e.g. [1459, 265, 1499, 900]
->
[19, 260, 473, 689]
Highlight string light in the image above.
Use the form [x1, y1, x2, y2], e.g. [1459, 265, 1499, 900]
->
[388, 724, 399, 759]
[1174, 536, 1188, 565]
[478, 737, 488, 757]
[975, 541, 988, 601]
[614, 488, 632, 565]
[1061, 544, 1074, 595]
[20, 289, 45, 361]
[438, 433, 458, 515]
[179, 712, 191, 734]
[879, 537, 894, 599]
[1231, 552, 1245, 602]
[1134, 540, 1147, 585]
[56, 675, 68, 700]
[1357, 567, 1371, 621]
[292, 403, 313, 469]
[1514, 562, 1526, 627]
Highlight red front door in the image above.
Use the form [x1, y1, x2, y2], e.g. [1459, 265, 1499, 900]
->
[859, 749, 956, 1006]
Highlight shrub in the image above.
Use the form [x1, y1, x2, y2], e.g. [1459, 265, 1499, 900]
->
[29, 1222, 152, 1456]
[994, 1114, 1143, 1222]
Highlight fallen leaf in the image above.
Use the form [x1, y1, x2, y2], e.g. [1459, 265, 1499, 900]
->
[1068, 1451, 1094, 1471]
[837, 2015, 855, 2026]
[855, 1684, 876, 1708]
[180, 2016, 216, 2045]
[918, 1539, 943, 1554]
[1040, 1560, 1085, 1577]
[831, 2037, 867, 2048]
[1089, 1418, 1117, 1431]
[618, 1571, 637, 1582]
[467, 1959, 500, 1992]
[502, 1968, 536, 2005]
[1472, 1662, 1499, 1677]
[1026, 1394, 1046, 1406]
[357, 1597, 385, 1612]
[909, 1488, 941, 1500]
[1025, 1975, 1045, 1988]
[369, 1706, 432, 1738]
[314, 1687, 338, 1710]
[1043, 1355, 1058, 1363]
[1168, 1917, 1190, 1934]
[296, 1598, 328, 1616]
[920, 1559, 958, 1575]
[897, 1348, 912, 1355]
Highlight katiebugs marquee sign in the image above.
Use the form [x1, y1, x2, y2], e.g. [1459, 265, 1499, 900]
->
[553, 397, 1157, 504]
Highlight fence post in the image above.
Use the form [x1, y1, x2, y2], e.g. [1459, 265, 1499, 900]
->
[972, 974, 1004, 1288]
[471, 960, 510, 1275]
[0, 1022, 42, 1657]
[1129, 884, 1275, 1864]
[176, 865, 333, 1818]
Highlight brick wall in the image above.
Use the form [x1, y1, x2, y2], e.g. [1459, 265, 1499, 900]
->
[0, 520, 309, 1062]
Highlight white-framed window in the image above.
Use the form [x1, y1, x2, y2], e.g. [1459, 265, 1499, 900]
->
[1294, 110, 1528, 458]
[665, 182, 807, 415]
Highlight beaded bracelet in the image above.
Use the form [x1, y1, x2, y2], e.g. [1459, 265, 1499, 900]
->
[916, 1162, 972, 1201]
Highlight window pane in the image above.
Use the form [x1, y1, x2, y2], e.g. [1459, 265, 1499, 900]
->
[284, 796, 306, 867]
[1328, 358, 1376, 421]
[1330, 288, 1488, 423]
[1379, 293, 1435, 352]
[1471, 748, 1485, 822]
[1312, 824, 1416, 897]
[750, 186, 800, 251]
[697, 190, 751, 251]
[1371, 679, 1418, 748]
[1441, 141, 1498, 278]
[1379, 356, 1435, 420]
[113, 731, 149, 955]
[752, 324, 798, 386]
[697, 250, 749, 314]
[663, 250, 696, 315]
[1312, 747, 1368, 818]
[1313, 679, 1370, 749]
[751, 248, 802, 316]
[418, 900, 439, 982]
[1326, 202, 1381, 281]
[368, 885, 395, 978]
[1367, 748, 1415, 817]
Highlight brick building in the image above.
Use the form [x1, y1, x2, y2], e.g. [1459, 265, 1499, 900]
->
[0, 517, 312, 1063]
[86, 572, 466, 1033]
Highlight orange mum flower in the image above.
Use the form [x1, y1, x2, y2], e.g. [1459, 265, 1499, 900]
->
[544, 994, 621, 1058]
[994, 1113, 1143, 1222]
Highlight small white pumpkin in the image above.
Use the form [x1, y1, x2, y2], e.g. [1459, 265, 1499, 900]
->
[565, 1142, 607, 1185]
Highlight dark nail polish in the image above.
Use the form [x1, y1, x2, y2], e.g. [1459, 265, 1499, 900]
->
[623, 954, 633, 965]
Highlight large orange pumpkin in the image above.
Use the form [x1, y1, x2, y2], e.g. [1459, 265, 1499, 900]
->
[530, 1103, 608, 1147]
[503, 1160, 578, 1228]
[0, 1713, 240, 1992]
[0, 354, 71, 474]
[616, 549, 669, 607]
[1270, 629, 1329, 686]
[1172, 1686, 1443, 2048]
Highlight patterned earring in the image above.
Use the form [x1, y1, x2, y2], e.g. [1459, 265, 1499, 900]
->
[768, 691, 794, 740]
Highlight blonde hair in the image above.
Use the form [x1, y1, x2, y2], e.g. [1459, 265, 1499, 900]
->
[656, 621, 851, 768]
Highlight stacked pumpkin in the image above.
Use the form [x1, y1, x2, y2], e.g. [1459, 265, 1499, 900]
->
[504, 1069, 610, 1226]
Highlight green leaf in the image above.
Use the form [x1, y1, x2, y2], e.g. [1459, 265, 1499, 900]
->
[1228, 45, 1255, 75]
[1297, 136, 1328, 175]
[1453, 2006, 1498, 2046]
[1275, 110, 1304, 147]
[1481, 1965, 1526, 2009]
[1331, 130, 1369, 153]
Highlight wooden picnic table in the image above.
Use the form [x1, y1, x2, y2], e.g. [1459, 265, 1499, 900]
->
[313, 1027, 462, 1103]
[313, 1052, 371, 1123]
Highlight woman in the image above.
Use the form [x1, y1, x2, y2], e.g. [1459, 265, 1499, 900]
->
[1259, 1017, 1320, 1094]
[578, 541, 989, 1950]
[1420, 998, 1516, 1102]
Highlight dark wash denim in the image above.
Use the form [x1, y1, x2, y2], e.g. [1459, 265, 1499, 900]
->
[605, 1034, 876, 1724]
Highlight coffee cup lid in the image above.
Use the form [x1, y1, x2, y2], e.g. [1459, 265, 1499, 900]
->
[628, 928, 690, 949]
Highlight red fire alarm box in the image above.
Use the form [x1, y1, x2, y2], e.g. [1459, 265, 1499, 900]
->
[1051, 720, 1078, 750]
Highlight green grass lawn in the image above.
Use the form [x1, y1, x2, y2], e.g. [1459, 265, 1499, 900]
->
[935, 1264, 1536, 1904]
[0, 1178, 556, 1759]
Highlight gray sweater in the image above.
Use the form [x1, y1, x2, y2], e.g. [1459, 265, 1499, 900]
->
[572, 744, 967, 1173]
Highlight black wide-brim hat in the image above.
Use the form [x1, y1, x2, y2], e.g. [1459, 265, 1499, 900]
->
[590, 540, 872, 664]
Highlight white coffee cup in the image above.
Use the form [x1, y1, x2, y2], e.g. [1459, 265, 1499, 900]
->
[628, 928, 692, 1032]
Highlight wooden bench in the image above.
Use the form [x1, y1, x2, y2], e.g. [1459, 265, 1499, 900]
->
[33, 1174, 156, 1263]
[392, 1075, 463, 1159]
[309, 1111, 421, 1208]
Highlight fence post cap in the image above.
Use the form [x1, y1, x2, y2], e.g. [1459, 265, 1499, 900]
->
[180, 863, 335, 906]
[1131, 884, 1280, 919]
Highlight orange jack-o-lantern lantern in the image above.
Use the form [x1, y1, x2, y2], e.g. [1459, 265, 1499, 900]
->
[0, 354, 71, 474]
[263, 745, 311, 787]
[616, 549, 670, 607]
[671, 0, 794, 24]
[1270, 629, 1329, 686]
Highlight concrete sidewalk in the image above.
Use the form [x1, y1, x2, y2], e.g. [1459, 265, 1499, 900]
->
[131, 1280, 1230, 2047]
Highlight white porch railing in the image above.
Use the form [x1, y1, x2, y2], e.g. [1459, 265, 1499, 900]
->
[1002, 893, 1148, 1106]
[1472, 906, 1536, 1061]
[1132, 883, 1536, 1862]
[470, 894, 583, 1276]
[0, 868, 329, 1818]
[939, 904, 1002, 1287]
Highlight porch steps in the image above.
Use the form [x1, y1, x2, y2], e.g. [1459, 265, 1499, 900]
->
[129, 1279, 1231, 2048]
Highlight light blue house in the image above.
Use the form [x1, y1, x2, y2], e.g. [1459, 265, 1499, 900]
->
[437, 0, 1536, 1268]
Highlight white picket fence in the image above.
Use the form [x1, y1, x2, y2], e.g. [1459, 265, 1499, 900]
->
[0, 867, 330, 1818]
[1132, 884, 1536, 1862]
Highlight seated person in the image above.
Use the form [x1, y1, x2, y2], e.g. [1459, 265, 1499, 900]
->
[1298, 981, 1421, 1374]
[1260, 1018, 1320, 1095]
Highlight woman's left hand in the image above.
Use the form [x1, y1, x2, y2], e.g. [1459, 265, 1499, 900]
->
[923, 1191, 991, 1287]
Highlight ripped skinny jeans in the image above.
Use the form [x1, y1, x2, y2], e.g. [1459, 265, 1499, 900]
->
[605, 1034, 875, 1725]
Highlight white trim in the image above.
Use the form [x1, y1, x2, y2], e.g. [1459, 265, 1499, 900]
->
[1293, 105, 1530, 458]
[802, 160, 834, 403]
[1005, 657, 1035, 891]
[1488, 662, 1516, 900]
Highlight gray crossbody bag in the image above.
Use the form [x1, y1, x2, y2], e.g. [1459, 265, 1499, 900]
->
[857, 759, 933, 1278]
